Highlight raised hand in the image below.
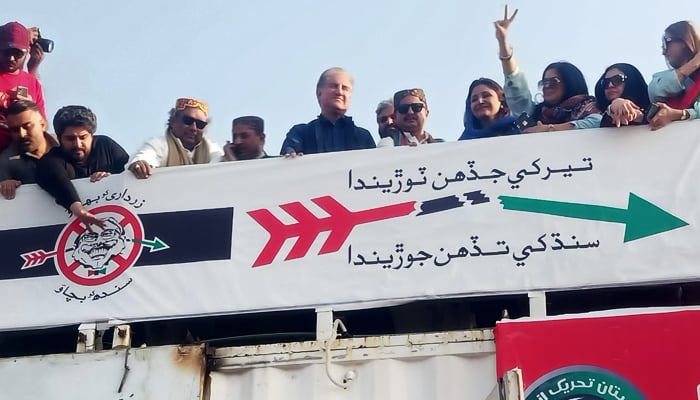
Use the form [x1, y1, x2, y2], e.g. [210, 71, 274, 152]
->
[494, 5, 518, 43]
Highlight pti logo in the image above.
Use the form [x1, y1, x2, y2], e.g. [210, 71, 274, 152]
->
[525, 365, 646, 400]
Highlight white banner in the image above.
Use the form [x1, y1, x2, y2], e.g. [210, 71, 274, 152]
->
[1, 122, 699, 330]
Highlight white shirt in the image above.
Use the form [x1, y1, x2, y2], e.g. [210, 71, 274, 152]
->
[377, 131, 433, 147]
[128, 135, 224, 168]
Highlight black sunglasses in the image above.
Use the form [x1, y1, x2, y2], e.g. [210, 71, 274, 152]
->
[396, 103, 424, 114]
[537, 77, 562, 89]
[2, 48, 26, 59]
[181, 115, 208, 129]
[378, 115, 391, 123]
[600, 73, 627, 88]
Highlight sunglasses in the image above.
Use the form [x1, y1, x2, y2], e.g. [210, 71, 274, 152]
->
[600, 73, 627, 88]
[181, 115, 208, 129]
[2, 48, 26, 59]
[662, 35, 682, 50]
[396, 103, 425, 114]
[378, 115, 392, 123]
[537, 77, 562, 90]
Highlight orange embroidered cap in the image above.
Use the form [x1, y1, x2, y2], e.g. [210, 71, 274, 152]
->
[175, 98, 208, 115]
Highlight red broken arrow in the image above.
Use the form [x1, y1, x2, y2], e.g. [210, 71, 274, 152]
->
[20, 249, 58, 270]
[247, 196, 416, 267]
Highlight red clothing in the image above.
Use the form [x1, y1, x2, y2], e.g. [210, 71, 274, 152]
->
[0, 70, 46, 153]
[666, 70, 700, 110]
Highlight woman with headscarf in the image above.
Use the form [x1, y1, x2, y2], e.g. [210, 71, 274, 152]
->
[493, 6, 601, 133]
[647, 20, 700, 129]
[459, 78, 521, 140]
[595, 63, 651, 128]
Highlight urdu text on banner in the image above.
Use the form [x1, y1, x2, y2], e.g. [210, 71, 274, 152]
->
[0, 122, 698, 330]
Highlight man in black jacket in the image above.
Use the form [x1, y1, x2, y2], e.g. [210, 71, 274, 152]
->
[36, 105, 128, 228]
[280, 67, 375, 157]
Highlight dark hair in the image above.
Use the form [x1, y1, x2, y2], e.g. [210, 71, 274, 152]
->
[232, 116, 264, 135]
[594, 63, 650, 113]
[5, 99, 41, 116]
[533, 62, 589, 118]
[464, 78, 510, 129]
[53, 105, 97, 137]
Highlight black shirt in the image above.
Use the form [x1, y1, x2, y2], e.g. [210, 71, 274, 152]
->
[0, 147, 42, 184]
[280, 115, 376, 155]
[35, 135, 129, 210]
[0, 134, 58, 184]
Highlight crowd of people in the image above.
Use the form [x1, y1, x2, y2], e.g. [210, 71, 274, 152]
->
[1, 9, 699, 229]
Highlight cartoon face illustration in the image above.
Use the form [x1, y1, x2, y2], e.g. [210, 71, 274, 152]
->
[71, 217, 127, 270]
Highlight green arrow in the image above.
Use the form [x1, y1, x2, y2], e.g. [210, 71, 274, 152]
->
[498, 193, 688, 242]
[132, 236, 170, 252]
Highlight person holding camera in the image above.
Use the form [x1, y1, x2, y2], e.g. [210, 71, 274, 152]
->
[26, 26, 52, 77]
[0, 21, 46, 154]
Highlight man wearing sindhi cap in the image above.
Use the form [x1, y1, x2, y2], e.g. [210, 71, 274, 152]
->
[0, 21, 46, 154]
[128, 98, 224, 179]
[391, 88, 443, 146]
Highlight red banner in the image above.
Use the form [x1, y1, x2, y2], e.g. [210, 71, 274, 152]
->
[495, 309, 700, 400]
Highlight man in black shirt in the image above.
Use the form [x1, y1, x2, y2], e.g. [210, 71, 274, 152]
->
[36, 105, 128, 228]
[0, 99, 56, 199]
[280, 67, 375, 156]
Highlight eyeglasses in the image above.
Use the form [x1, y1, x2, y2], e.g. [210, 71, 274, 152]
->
[396, 103, 425, 114]
[600, 73, 627, 88]
[378, 115, 391, 123]
[1, 48, 26, 59]
[537, 77, 562, 90]
[662, 35, 682, 50]
[181, 115, 208, 129]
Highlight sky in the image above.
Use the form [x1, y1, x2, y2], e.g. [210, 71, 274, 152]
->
[4, 0, 697, 154]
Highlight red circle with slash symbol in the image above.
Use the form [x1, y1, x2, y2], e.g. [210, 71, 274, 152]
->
[55, 205, 143, 286]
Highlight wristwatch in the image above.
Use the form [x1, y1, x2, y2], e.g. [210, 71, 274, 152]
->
[681, 109, 690, 121]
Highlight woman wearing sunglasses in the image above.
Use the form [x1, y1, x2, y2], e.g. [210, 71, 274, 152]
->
[595, 63, 650, 128]
[647, 20, 700, 130]
[494, 6, 601, 133]
[459, 77, 521, 140]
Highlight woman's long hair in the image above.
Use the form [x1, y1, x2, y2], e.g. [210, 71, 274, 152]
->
[594, 63, 650, 113]
[533, 62, 589, 119]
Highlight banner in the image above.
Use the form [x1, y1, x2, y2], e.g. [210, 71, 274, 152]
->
[495, 308, 700, 400]
[1, 122, 699, 330]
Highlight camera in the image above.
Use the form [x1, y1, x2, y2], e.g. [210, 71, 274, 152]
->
[35, 31, 54, 53]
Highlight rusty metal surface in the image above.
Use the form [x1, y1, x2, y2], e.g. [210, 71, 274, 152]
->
[211, 329, 495, 369]
[0, 344, 206, 400]
[207, 329, 496, 399]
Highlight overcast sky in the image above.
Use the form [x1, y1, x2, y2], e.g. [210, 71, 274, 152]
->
[5, 0, 696, 153]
